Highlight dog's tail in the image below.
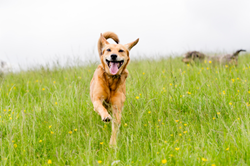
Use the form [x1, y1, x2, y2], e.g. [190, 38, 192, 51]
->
[98, 32, 119, 56]
[233, 49, 246, 57]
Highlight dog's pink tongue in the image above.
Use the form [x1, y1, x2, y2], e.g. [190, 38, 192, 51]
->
[110, 62, 119, 75]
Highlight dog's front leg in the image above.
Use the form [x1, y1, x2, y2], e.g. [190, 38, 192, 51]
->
[93, 99, 112, 122]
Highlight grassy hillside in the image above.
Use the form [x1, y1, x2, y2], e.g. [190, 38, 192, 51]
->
[1, 54, 250, 165]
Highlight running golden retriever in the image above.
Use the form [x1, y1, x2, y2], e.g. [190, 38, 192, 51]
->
[90, 32, 139, 145]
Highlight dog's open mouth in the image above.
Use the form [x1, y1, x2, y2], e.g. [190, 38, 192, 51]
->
[106, 59, 124, 75]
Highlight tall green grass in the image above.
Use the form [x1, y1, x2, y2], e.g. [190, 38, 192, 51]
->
[1, 54, 250, 165]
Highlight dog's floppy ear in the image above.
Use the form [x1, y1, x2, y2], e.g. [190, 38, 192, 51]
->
[98, 33, 110, 56]
[125, 38, 139, 51]
[100, 33, 110, 45]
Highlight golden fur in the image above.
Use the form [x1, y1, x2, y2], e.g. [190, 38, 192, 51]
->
[90, 32, 139, 146]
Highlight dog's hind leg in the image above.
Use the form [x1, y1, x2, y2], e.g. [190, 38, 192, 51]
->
[93, 99, 112, 122]
[109, 92, 125, 146]
[109, 104, 122, 146]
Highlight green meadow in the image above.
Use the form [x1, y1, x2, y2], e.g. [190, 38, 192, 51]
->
[1, 53, 250, 165]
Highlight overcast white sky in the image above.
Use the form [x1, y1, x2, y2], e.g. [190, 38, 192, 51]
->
[0, 0, 250, 70]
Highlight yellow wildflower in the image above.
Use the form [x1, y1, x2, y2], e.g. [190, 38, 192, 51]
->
[98, 160, 102, 164]
[175, 147, 180, 151]
[136, 96, 139, 99]
[74, 129, 77, 131]
[124, 123, 128, 127]
[69, 131, 72, 134]
[39, 140, 42, 143]
[100, 142, 103, 145]
[14, 144, 17, 148]
[226, 147, 229, 151]
[217, 112, 220, 115]
[162, 159, 167, 164]
[202, 158, 207, 161]
[48, 159, 52, 164]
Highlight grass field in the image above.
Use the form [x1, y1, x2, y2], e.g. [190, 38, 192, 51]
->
[1, 53, 250, 165]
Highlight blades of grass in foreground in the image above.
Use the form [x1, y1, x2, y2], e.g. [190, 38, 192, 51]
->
[0, 54, 250, 165]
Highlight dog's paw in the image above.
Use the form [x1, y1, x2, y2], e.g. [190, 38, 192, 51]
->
[102, 114, 112, 122]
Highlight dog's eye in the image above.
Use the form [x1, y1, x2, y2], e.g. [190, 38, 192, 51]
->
[119, 49, 124, 52]
[107, 48, 111, 52]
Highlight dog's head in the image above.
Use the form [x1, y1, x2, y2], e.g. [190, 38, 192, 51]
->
[182, 51, 205, 63]
[98, 32, 139, 75]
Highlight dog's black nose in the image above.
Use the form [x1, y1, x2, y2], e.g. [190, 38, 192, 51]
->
[111, 54, 117, 60]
